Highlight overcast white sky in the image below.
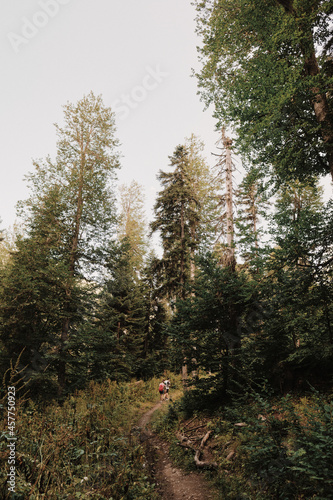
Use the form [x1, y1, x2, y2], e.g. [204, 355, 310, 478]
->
[1, 0, 222, 232]
[1, 0, 331, 236]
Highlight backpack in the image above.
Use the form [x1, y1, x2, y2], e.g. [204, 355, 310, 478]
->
[159, 382, 164, 391]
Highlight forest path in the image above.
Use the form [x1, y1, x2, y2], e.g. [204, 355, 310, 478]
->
[138, 402, 217, 500]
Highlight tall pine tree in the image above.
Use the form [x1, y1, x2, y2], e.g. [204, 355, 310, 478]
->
[151, 145, 200, 301]
[0, 93, 120, 396]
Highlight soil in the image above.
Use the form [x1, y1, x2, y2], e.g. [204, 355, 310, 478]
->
[137, 402, 218, 500]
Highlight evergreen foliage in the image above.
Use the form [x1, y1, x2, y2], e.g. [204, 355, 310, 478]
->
[118, 180, 148, 271]
[94, 239, 147, 381]
[235, 168, 269, 270]
[0, 12, 332, 491]
[139, 253, 170, 378]
[151, 145, 201, 301]
[0, 93, 120, 396]
[169, 253, 251, 397]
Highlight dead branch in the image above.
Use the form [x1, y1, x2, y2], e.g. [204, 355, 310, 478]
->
[200, 431, 213, 448]
[183, 416, 198, 428]
[176, 432, 197, 451]
[194, 431, 218, 469]
[186, 423, 207, 434]
[226, 450, 235, 461]
[177, 429, 218, 470]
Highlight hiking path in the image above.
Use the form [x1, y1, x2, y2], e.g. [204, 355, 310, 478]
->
[137, 402, 218, 500]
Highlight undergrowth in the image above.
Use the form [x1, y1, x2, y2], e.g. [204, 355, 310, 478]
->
[0, 378, 165, 499]
[156, 383, 333, 499]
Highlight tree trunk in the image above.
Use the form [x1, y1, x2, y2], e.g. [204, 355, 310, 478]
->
[276, 0, 333, 180]
[182, 361, 188, 391]
[222, 130, 240, 357]
[222, 129, 236, 270]
[180, 198, 185, 298]
[57, 143, 86, 395]
[180, 196, 189, 385]
[57, 318, 69, 396]
[251, 184, 259, 252]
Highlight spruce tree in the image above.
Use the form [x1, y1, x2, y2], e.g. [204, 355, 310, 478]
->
[185, 134, 216, 255]
[151, 145, 200, 301]
[249, 188, 333, 388]
[151, 143, 208, 386]
[170, 253, 250, 396]
[139, 252, 170, 377]
[236, 168, 269, 271]
[95, 239, 147, 381]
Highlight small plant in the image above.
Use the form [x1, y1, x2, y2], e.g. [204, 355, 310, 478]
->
[0, 377, 165, 499]
[164, 382, 333, 499]
[213, 390, 333, 499]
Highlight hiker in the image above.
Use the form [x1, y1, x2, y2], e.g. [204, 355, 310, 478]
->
[163, 379, 170, 400]
[158, 381, 165, 401]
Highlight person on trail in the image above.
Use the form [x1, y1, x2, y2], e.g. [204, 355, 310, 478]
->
[163, 379, 170, 400]
[158, 381, 165, 402]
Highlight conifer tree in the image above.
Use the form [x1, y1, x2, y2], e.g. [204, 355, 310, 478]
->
[139, 251, 170, 377]
[0, 93, 120, 395]
[94, 239, 147, 380]
[185, 134, 215, 256]
[169, 253, 250, 396]
[151, 145, 200, 301]
[254, 199, 333, 388]
[0, 200, 72, 396]
[118, 180, 148, 271]
[211, 129, 237, 269]
[151, 143, 206, 386]
[236, 168, 269, 271]
[247, 185, 333, 388]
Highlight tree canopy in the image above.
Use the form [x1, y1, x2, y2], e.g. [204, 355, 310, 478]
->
[194, 0, 333, 183]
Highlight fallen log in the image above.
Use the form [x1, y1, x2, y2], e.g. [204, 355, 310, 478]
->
[177, 430, 218, 470]
[194, 450, 217, 469]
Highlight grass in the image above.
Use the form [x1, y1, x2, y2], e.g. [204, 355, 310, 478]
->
[0, 376, 173, 499]
[4, 369, 330, 499]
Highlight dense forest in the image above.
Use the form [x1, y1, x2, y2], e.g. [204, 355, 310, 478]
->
[1, 0, 333, 498]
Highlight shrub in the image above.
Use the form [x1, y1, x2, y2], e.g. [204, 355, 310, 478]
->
[0, 379, 163, 499]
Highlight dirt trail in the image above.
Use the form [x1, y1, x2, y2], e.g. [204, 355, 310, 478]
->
[138, 402, 217, 500]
